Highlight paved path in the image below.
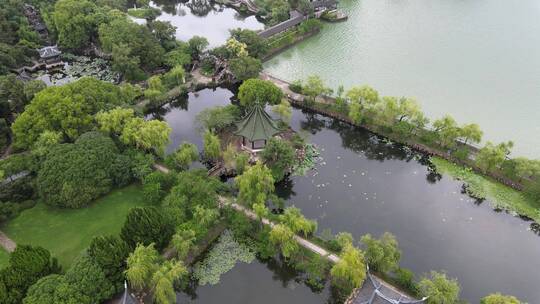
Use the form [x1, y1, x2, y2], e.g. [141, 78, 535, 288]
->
[0, 230, 16, 252]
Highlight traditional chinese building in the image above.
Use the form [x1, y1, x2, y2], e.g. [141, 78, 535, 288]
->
[234, 104, 281, 152]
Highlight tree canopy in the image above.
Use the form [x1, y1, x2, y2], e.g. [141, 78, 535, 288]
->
[12, 77, 132, 149]
[238, 79, 283, 108]
[235, 162, 275, 207]
[360, 232, 401, 273]
[418, 271, 460, 304]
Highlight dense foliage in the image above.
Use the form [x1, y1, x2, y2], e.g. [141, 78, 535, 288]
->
[12, 77, 133, 149]
[37, 132, 130, 208]
[261, 137, 295, 181]
[120, 206, 175, 251]
[238, 78, 283, 107]
[0, 245, 60, 304]
[418, 271, 461, 304]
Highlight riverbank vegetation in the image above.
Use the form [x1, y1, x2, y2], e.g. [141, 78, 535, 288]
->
[288, 75, 540, 220]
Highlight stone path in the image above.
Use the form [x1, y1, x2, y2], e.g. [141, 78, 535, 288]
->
[0, 230, 16, 252]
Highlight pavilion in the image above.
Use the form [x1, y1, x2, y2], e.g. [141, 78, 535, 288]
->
[234, 104, 281, 152]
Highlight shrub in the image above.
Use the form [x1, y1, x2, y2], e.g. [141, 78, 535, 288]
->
[121, 207, 175, 251]
[0, 245, 61, 304]
[37, 132, 122, 208]
[87, 235, 130, 292]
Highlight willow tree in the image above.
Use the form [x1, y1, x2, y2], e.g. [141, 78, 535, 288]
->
[279, 206, 317, 237]
[235, 162, 274, 207]
[151, 260, 187, 304]
[418, 271, 461, 304]
[203, 130, 220, 161]
[269, 224, 299, 259]
[125, 243, 160, 292]
[480, 293, 520, 304]
[330, 244, 366, 293]
[360, 232, 401, 273]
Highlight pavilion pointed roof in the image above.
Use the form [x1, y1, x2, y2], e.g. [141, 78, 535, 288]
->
[235, 104, 281, 142]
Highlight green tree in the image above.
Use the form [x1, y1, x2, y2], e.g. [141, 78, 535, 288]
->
[480, 293, 521, 304]
[459, 123, 483, 145]
[96, 107, 135, 136]
[330, 244, 366, 293]
[87, 235, 130, 291]
[187, 36, 209, 58]
[125, 243, 160, 292]
[0, 245, 60, 304]
[23, 80, 46, 102]
[418, 271, 460, 304]
[52, 0, 98, 50]
[22, 274, 63, 304]
[196, 105, 240, 132]
[360, 232, 401, 273]
[236, 162, 275, 207]
[151, 260, 187, 304]
[261, 137, 295, 181]
[279, 206, 317, 237]
[475, 141, 513, 172]
[171, 229, 196, 260]
[225, 38, 248, 57]
[149, 20, 176, 50]
[253, 202, 269, 223]
[12, 77, 130, 149]
[120, 207, 175, 250]
[163, 65, 186, 89]
[269, 224, 299, 259]
[346, 85, 379, 107]
[167, 142, 199, 170]
[230, 56, 263, 81]
[37, 132, 124, 208]
[432, 115, 461, 148]
[302, 75, 332, 102]
[272, 99, 292, 123]
[164, 48, 192, 68]
[238, 78, 283, 107]
[203, 130, 221, 161]
[120, 118, 172, 156]
[230, 29, 269, 59]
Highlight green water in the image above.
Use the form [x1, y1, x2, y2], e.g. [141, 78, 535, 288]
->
[264, 0, 540, 157]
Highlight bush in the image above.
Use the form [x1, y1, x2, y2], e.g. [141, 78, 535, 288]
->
[288, 80, 303, 94]
[0, 245, 61, 304]
[395, 268, 417, 293]
[120, 206, 175, 251]
[87, 235, 130, 292]
[37, 132, 124, 208]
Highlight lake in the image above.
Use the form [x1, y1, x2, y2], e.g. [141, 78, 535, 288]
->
[264, 0, 540, 158]
[157, 87, 540, 302]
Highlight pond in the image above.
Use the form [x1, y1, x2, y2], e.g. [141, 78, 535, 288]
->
[264, 0, 540, 157]
[176, 230, 332, 303]
[151, 0, 264, 47]
[157, 88, 540, 303]
[32, 55, 117, 86]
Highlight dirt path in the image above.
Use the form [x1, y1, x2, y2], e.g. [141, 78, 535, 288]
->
[0, 230, 16, 252]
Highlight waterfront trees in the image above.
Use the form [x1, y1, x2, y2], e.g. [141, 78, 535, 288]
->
[480, 293, 520, 304]
[238, 79, 283, 107]
[203, 130, 221, 161]
[418, 271, 460, 304]
[269, 224, 299, 259]
[279, 206, 317, 237]
[361, 232, 401, 273]
[236, 163, 274, 207]
[230, 56, 263, 81]
[166, 142, 199, 170]
[330, 244, 366, 294]
[261, 138, 295, 181]
[459, 123, 483, 145]
[229, 29, 269, 59]
[302, 75, 332, 102]
[475, 141, 514, 172]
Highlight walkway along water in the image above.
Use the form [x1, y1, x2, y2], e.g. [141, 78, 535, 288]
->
[259, 72, 528, 193]
[153, 164, 419, 302]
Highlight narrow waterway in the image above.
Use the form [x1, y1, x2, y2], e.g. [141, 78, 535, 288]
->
[157, 88, 540, 302]
[151, 0, 264, 46]
[264, 0, 540, 157]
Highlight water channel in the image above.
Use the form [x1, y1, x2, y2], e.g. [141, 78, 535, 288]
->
[154, 88, 540, 303]
[264, 0, 540, 157]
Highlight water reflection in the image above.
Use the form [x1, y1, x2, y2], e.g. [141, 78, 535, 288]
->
[151, 0, 264, 46]
[176, 257, 331, 304]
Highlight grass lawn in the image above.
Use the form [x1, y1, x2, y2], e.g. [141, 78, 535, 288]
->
[2, 184, 147, 269]
[0, 247, 9, 269]
[431, 157, 540, 222]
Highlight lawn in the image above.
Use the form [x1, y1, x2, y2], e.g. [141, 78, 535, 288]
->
[431, 157, 540, 222]
[0, 247, 9, 269]
[2, 184, 147, 269]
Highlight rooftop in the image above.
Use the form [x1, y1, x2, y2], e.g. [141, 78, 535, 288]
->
[235, 104, 281, 142]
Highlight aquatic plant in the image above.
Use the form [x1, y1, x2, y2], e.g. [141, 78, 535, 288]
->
[293, 143, 320, 176]
[192, 230, 256, 285]
[431, 157, 540, 222]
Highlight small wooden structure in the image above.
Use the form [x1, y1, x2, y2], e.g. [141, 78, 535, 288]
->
[234, 104, 281, 152]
